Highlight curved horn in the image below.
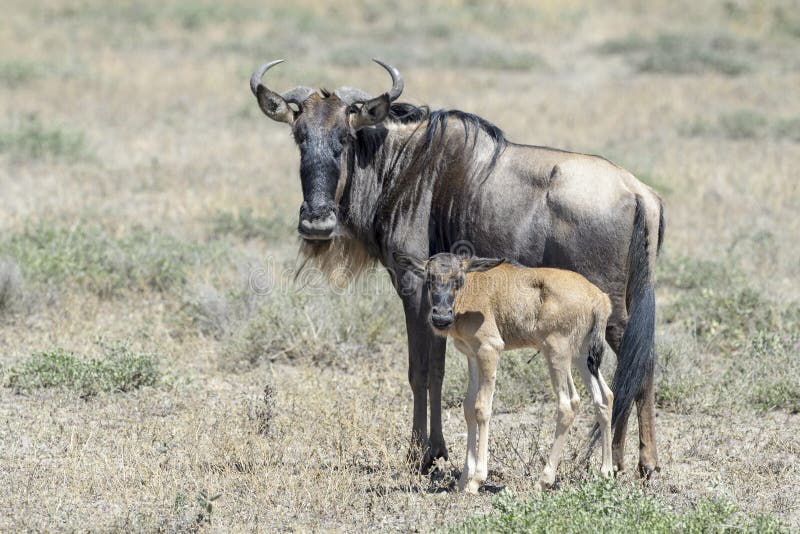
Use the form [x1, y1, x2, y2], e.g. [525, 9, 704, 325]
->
[334, 60, 405, 105]
[250, 60, 315, 105]
[373, 59, 404, 102]
[250, 59, 284, 96]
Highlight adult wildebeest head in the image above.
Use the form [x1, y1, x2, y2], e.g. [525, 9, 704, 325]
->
[250, 59, 404, 241]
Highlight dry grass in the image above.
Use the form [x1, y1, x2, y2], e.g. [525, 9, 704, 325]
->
[1, 0, 799, 531]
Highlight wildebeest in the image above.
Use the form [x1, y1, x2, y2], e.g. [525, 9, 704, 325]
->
[250, 59, 664, 477]
[393, 252, 614, 493]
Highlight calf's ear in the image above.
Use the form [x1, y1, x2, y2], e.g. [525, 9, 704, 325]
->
[392, 251, 427, 277]
[465, 257, 504, 273]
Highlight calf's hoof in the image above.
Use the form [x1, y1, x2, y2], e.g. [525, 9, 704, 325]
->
[458, 477, 481, 495]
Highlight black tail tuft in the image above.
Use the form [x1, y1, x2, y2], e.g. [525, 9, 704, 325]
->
[586, 310, 606, 379]
[610, 196, 656, 428]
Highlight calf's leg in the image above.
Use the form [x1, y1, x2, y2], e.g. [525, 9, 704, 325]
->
[578, 360, 614, 477]
[458, 351, 480, 493]
[538, 343, 578, 491]
[473, 346, 500, 490]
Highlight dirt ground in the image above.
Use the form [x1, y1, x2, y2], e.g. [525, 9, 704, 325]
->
[1, 0, 799, 531]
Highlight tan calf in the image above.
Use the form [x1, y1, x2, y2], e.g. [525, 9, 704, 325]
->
[394, 252, 614, 493]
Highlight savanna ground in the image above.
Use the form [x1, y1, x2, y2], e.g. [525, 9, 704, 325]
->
[1, 0, 799, 531]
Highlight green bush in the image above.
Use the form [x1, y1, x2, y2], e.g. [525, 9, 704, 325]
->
[774, 118, 800, 142]
[450, 477, 786, 533]
[599, 33, 753, 76]
[0, 116, 86, 161]
[5, 341, 160, 397]
[0, 60, 42, 88]
[659, 255, 784, 353]
[209, 208, 291, 242]
[215, 271, 406, 370]
[718, 110, 769, 140]
[0, 223, 217, 296]
[741, 332, 800, 413]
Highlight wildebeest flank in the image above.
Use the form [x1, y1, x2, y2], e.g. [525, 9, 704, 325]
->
[250, 59, 664, 477]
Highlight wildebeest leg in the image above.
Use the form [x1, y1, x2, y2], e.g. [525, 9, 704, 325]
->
[426, 333, 449, 468]
[607, 293, 659, 478]
[403, 310, 430, 469]
[606, 296, 629, 474]
[636, 374, 659, 479]
[402, 288, 449, 472]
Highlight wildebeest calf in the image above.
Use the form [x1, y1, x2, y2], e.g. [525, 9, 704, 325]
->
[394, 252, 614, 493]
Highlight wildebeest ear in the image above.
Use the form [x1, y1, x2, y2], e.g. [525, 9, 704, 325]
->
[349, 93, 391, 130]
[392, 251, 427, 276]
[464, 257, 504, 273]
[256, 85, 295, 124]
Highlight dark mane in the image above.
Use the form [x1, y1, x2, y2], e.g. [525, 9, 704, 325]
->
[354, 102, 507, 180]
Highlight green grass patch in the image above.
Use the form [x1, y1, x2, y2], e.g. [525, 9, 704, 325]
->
[450, 478, 786, 533]
[0, 60, 43, 87]
[208, 270, 406, 371]
[717, 110, 769, 139]
[774, 118, 800, 142]
[657, 253, 799, 414]
[0, 116, 87, 161]
[740, 332, 800, 413]
[209, 208, 292, 242]
[682, 113, 800, 142]
[658, 254, 787, 352]
[599, 33, 754, 76]
[773, 7, 800, 38]
[5, 341, 160, 397]
[0, 222, 219, 297]
[0, 259, 23, 314]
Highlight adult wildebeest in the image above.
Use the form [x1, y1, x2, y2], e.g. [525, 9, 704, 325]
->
[250, 59, 664, 477]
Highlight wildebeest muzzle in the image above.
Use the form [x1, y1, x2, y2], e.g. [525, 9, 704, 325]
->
[298, 201, 337, 240]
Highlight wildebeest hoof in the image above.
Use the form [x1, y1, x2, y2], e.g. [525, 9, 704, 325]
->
[421, 445, 449, 474]
[638, 463, 660, 480]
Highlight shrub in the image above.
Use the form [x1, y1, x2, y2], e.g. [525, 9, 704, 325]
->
[5, 340, 160, 397]
[774, 118, 800, 142]
[659, 255, 784, 353]
[0, 116, 86, 161]
[450, 477, 786, 533]
[207, 267, 406, 370]
[0, 60, 42, 88]
[599, 33, 754, 76]
[0, 258, 23, 313]
[717, 110, 769, 140]
[209, 208, 291, 242]
[741, 331, 800, 413]
[0, 223, 217, 296]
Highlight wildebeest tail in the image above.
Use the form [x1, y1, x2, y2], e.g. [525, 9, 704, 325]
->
[586, 305, 607, 380]
[609, 195, 656, 429]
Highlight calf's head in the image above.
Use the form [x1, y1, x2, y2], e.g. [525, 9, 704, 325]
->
[250, 59, 404, 241]
[394, 252, 504, 330]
